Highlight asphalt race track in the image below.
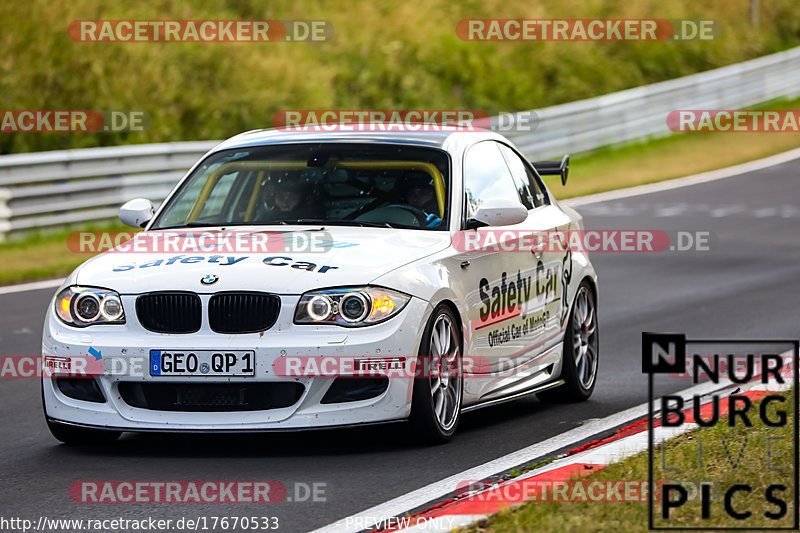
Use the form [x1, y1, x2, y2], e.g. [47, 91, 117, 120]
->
[1, 159, 799, 532]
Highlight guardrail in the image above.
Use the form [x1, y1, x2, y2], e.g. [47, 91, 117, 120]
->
[0, 142, 216, 238]
[1, 46, 800, 240]
[503, 45, 800, 158]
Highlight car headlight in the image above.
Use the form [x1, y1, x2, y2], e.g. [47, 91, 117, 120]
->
[295, 287, 410, 327]
[55, 286, 126, 327]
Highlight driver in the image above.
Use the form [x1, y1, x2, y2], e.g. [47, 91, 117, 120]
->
[399, 171, 442, 228]
[402, 172, 439, 215]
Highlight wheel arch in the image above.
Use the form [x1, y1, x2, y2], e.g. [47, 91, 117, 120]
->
[581, 274, 598, 306]
[431, 298, 465, 348]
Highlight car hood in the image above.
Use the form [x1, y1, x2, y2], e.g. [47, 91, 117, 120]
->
[74, 227, 451, 294]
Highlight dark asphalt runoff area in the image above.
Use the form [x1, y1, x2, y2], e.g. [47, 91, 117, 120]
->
[1, 159, 799, 532]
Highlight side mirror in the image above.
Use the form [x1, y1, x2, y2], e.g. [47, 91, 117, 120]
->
[467, 198, 528, 228]
[119, 198, 154, 228]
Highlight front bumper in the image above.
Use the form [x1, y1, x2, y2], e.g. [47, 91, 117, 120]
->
[42, 294, 430, 431]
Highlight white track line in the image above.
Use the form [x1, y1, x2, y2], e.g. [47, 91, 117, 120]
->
[0, 278, 63, 295]
[311, 379, 731, 533]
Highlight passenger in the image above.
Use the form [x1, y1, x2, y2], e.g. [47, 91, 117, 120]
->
[258, 178, 322, 221]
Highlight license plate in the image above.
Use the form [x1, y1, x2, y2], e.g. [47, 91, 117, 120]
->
[150, 350, 255, 377]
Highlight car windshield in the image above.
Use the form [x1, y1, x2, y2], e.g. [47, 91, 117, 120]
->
[151, 143, 450, 231]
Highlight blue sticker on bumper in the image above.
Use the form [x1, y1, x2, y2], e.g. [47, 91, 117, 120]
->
[150, 350, 161, 376]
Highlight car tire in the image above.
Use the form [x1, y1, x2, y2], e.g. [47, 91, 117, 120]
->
[409, 304, 463, 444]
[538, 281, 598, 403]
[46, 419, 121, 445]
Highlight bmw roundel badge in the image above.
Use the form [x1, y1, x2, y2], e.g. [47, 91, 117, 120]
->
[201, 274, 219, 285]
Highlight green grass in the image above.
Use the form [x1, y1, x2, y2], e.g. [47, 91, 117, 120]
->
[1, 0, 800, 154]
[0, 222, 132, 285]
[466, 390, 796, 532]
[507, 457, 557, 480]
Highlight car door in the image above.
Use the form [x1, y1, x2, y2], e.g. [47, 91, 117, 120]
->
[458, 140, 570, 378]
[497, 143, 573, 358]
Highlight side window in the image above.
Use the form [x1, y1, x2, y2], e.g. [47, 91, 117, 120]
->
[526, 165, 547, 206]
[463, 141, 522, 220]
[498, 144, 546, 207]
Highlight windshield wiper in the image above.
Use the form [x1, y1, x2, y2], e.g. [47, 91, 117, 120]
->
[273, 219, 398, 228]
[155, 219, 404, 230]
[153, 221, 268, 230]
[153, 221, 223, 230]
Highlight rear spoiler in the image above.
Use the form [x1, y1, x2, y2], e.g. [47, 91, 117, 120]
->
[532, 154, 569, 186]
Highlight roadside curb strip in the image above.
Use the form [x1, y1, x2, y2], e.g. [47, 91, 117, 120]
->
[561, 146, 800, 208]
[379, 369, 793, 532]
[0, 277, 62, 295]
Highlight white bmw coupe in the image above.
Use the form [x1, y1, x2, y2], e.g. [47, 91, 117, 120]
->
[42, 128, 598, 444]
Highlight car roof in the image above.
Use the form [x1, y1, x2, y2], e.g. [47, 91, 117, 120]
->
[211, 126, 509, 153]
